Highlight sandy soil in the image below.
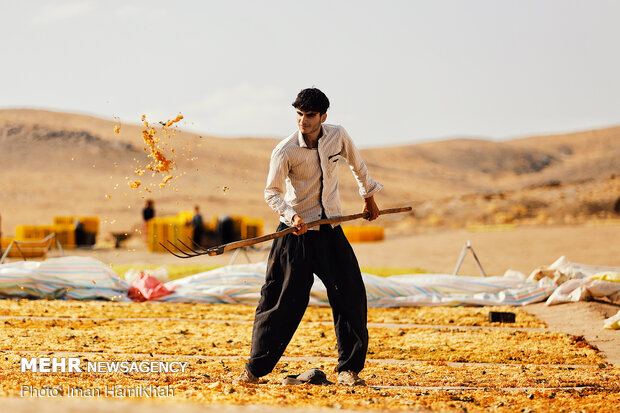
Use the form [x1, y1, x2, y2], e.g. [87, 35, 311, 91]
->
[352, 223, 620, 275]
[523, 301, 620, 366]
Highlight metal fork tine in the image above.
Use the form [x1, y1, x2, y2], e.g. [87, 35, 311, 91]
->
[159, 242, 193, 259]
[160, 206, 413, 259]
[189, 238, 209, 252]
[177, 239, 206, 255]
[165, 240, 196, 257]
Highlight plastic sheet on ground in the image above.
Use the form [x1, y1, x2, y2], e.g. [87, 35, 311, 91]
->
[0, 256, 129, 301]
[528, 256, 620, 306]
[128, 272, 175, 302]
[604, 310, 620, 330]
[0, 256, 573, 307]
[160, 262, 555, 306]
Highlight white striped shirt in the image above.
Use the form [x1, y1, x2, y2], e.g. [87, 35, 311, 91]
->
[264, 124, 383, 229]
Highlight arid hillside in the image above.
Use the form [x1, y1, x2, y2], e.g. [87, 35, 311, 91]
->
[0, 109, 619, 239]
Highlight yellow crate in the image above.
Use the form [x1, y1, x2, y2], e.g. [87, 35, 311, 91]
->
[341, 225, 384, 243]
[204, 219, 216, 232]
[16, 225, 56, 241]
[244, 218, 264, 238]
[53, 224, 76, 249]
[1, 236, 50, 258]
[148, 216, 193, 253]
[177, 211, 193, 224]
[1, 237, 14, 249]
[53, 216, 99, 235]
[229, 215, 248, 240]
[54, 216, 99, 232]
[53, 216, 75, 226]
[146, 213, 264, 252]
[79, 216, 99, 234]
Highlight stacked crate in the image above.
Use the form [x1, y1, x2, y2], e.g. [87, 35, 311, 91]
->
[15, 225, 56, 242]
[147, 213, 193, 253]
[147, 213, 264, 253]
[0, 237, 27, 258]
[4, 227, 54, 258]
[229, 215, 264, 240]
[244, 217, 264, 239]
[53, 216, 99, 247]
[12, 216, 99, 251]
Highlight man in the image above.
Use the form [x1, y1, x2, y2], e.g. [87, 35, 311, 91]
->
[190, 205, 204, 246]
[142, 199, 155, 222]
[141, 199, 155, 243]
[235, 88, 382, 386]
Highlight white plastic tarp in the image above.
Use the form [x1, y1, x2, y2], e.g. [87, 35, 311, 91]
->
[160, 262, 554, 306]
[528, 256, 620, 306]
[0, 256, 558, 306]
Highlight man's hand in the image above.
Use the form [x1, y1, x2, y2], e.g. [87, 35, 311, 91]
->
[363, 196, 380, 221]
[292, 214, 307, 235]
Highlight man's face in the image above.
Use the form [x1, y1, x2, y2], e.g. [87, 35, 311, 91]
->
[297, 110, 326, 136]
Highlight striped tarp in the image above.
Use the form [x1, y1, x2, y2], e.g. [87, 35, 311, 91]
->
[0, 256, 129, 301]
[0, 257, 556, 306]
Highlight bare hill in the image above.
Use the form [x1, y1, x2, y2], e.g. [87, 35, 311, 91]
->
[0, 109, 619, 240]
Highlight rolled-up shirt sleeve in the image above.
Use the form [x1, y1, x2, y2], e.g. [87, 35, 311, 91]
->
[340, 128, 383, 198]
[264, 147, 297, 224]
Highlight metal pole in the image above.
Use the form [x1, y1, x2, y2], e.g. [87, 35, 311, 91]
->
[453, 243, 468, 275]
[453, 240, 488, 277]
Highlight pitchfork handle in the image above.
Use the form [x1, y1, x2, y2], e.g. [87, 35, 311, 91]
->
[208, 206, 412, 256]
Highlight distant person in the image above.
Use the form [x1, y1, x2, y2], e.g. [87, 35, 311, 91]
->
[142, 199, 155, 222]
[74, 219, 86, 246]
[142, 199, 155, 242]
[190, 205, 204, 246]
[218, 215, 234, 244]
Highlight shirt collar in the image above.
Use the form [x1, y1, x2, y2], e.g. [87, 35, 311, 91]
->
[297, 130, 307, 148]
[297, 126, 325, 148]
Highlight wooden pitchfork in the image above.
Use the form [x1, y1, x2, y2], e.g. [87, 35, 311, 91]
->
[161, 206, 412, 258]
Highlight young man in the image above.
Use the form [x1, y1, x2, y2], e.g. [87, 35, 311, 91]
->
[235, 88, 382, 386]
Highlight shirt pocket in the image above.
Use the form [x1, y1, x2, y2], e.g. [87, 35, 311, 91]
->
[327, 151, 341, 161]
[325, 151, 342, 177]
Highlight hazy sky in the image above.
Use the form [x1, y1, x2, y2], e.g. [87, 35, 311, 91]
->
[2, 0, 619, 147]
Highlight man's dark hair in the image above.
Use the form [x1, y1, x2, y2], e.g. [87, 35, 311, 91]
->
[292, 88, 330, 114]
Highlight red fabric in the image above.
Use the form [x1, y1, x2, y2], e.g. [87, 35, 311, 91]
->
[128, 272, 174, 302]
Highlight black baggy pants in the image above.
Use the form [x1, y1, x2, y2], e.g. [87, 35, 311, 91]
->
[245, 222, 368, 378]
